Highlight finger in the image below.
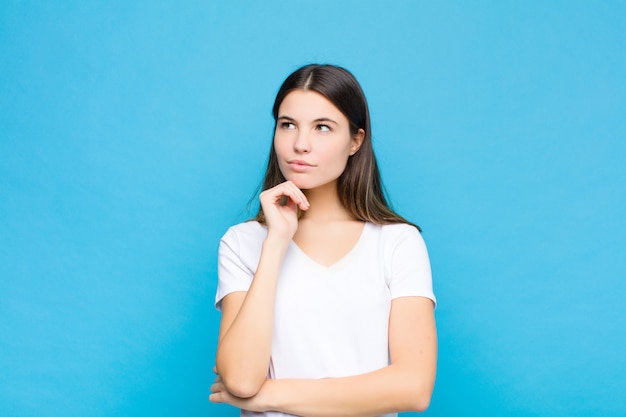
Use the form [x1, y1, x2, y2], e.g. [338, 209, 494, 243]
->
[283, 181, 309, 208]
[263, 181, 309, 209]
[298, 198, 310, 211]
[275, 185, 308, 211]
[262, 186, 298, 206]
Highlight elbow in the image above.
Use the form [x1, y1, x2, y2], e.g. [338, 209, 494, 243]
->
[409, 394, 432, 413]
[404, 380, 434, 412]
[220, 374, 263, 399]
[215, 354, 266, 398]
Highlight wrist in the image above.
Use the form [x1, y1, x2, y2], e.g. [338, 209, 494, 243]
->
[263, 233, 292, 250]
[258, 379, 280, 412]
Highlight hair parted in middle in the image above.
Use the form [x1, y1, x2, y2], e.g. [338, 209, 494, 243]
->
[255, 64, 419, 231]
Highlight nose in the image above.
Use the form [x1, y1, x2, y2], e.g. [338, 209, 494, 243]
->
[293, 130, 311, 153]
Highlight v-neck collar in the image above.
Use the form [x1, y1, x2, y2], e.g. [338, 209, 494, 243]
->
[289, 222, 370, 271]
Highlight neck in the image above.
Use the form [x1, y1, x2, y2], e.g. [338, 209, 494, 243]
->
[301, 181, 353, 223]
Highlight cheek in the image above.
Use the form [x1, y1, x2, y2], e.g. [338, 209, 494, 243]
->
[273, 137, 284, 161]
[329, 141, 353, 164]
[318, 147, 351, 177]
[273, 132, 290, 156]
[273, 138, 290, 175]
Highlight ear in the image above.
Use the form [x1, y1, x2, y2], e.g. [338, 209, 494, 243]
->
[349, 129, 365, 155]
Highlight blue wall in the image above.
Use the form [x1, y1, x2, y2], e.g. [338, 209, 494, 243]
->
[1, 1, 625, 416]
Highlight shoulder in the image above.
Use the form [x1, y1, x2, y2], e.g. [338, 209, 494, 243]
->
[372, 222, 425, 247]
[368, 222, 429, 269]
[219, 220, 267, 256]
[373, 223, 435, 303]
[221, 220, 267, 242]
[377, 222, 421, 235]
[364, 222, 428, 262]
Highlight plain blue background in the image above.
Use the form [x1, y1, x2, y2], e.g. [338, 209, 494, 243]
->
[1, 1, 625, 416]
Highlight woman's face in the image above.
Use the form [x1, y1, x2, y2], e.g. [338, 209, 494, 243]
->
[273, 90, 363, 191]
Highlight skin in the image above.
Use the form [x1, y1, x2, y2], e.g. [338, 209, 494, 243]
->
[211, 90, 437, 416]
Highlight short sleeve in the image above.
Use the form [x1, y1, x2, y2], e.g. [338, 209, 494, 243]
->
[215, 227, 254, 311]
[387, 225, 436, 306]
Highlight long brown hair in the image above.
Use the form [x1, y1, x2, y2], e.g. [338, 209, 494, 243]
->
[255, 64, 420, 231]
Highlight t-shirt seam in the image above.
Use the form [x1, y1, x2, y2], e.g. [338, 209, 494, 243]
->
[385, 224, 411, 286]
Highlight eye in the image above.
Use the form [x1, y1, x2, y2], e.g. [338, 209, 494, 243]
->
[280, 121, 296, 130]
[317, 124, 331, 132]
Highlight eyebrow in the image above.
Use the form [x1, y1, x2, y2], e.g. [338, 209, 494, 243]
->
[314, 117, 339, 125]
[277, 115, 339, 125]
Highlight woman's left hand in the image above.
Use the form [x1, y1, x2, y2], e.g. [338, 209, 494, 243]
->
[209, 374, 270, 413]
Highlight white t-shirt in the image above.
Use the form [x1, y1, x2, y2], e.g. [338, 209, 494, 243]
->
[216, 221, 436, 417]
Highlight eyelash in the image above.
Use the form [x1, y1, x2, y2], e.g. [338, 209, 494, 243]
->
[279, 122, 332, 132]
[317, 124, 331, 132]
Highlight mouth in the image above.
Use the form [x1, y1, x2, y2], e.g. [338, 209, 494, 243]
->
[288, 159, 314, 167]
[287, 160, 315, 172]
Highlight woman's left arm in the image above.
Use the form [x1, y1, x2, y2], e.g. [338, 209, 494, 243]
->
[210, 296, 437, 417]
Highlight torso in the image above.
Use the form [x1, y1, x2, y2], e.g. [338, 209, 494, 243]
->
[216, 220, 435, 417]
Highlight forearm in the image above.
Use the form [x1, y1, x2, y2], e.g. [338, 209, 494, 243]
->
[263, 363, 434, 417]
[216, 236, 289, 397]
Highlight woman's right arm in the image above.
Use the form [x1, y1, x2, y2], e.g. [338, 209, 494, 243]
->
[215, 181, 309, 399]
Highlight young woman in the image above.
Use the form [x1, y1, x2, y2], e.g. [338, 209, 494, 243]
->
[210, 64, 437, 417]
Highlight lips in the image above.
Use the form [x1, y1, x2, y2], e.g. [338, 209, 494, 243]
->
[287, 159, 315, 172]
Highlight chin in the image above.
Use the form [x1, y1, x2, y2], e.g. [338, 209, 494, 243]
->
[280, 173, 306, 189]
[289, 179, 313, 190]
[291, 178, 337, 192]
[281, 170, 339, 191]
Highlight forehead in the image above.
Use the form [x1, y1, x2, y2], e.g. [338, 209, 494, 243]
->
[278, 90, 346, 122]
